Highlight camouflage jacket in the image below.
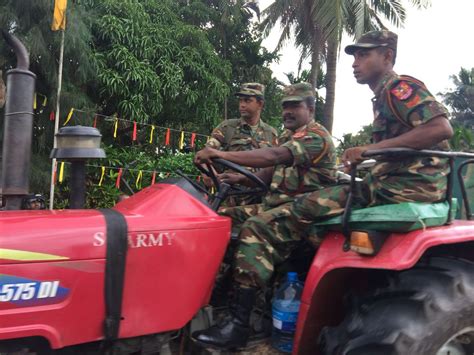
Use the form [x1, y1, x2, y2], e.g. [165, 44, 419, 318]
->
[206, 118, 278, 152]
[368, 72, 451, 205]
[264, 120, 337, 208]
[206, 118, 278, 206]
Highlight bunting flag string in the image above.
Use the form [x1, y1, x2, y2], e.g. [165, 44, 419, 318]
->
[54, 162, 201, 190]
[63, 108, 211, 147]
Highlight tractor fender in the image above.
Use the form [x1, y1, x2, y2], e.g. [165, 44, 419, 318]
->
[294, 220, 474, 355]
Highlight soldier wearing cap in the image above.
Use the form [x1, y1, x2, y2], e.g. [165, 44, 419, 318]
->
[291, 30, 453, 228]
[205, 83, 278, 206]
[192, 83, 337, 350]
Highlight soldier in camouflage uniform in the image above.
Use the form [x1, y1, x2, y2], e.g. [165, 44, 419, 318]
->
[292, 30, 453, 226]
[205, 83, 278, 206]
[192, 83, 337, 350]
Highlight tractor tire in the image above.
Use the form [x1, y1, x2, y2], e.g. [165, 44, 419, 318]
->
[320, 257, 474, 355]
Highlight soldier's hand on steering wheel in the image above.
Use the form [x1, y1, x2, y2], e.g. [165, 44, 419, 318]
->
[218, 172, 245, 186]
[194, 147, 221, 165]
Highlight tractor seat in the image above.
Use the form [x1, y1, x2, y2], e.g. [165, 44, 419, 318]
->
[309, 199, 457, 235]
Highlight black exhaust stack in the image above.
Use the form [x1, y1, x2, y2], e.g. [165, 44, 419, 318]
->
[1, 31, 36, 210]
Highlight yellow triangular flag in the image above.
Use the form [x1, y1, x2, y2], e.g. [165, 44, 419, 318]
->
[179, 131, 185, 150]
[99, 166, 106, 186]
[135, 170, 143, 189]
[149, 125, 155, 144]
[63, 108, 74, 126]
[113, 118, 118, 138]
[52, 0, 68, 31]
[59, 162, 65, 183]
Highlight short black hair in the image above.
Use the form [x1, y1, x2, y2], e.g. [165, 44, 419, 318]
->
[303, 96, 316, 110]
[375, 46, 397, 65]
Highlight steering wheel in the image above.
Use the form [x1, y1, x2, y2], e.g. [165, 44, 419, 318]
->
[195, 158, 268, 197]
[175, 169, 210, 196]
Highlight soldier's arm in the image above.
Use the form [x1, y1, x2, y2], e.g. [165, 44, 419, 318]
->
[343, 80, 453, 167]
[375, 78, 453, 149]
[195, 146, 293, 168]
[342, 116, 453, 166]
[205, 122, 227, 150]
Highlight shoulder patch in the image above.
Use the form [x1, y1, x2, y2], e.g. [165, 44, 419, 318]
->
[391, 81, 414, 101]
[293, 131, 306, 139]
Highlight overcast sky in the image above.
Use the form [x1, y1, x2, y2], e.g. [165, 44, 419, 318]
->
[258, 0, 474, 140]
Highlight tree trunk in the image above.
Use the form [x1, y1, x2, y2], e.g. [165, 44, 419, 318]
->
[323, 39, 338, 133]
[309, 26, 321, 89]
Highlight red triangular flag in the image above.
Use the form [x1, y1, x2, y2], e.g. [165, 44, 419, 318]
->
[191, 133, 196, 147]
[132, 121, 137, 141]
[49, 111, 55, 121]
[165, 128, 171, 146]
[151, 171, 156, 185]
[115, 168, 123, 188]
[93, 115, 98, 128]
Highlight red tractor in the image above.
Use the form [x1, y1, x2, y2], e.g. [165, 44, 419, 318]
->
[2, 34, 474, 355]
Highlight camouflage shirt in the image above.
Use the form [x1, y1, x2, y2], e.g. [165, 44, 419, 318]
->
[264, 120, 337, 208]
[206, 118, 278, 206]
[368, 72, 451, 205]
[206, 118, 278, 152]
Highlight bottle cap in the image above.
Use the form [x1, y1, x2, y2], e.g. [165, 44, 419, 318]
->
[287, 272, 298, 282]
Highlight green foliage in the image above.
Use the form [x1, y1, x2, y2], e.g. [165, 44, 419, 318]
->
[450, 124, 474, 152]
[0, 0, 284, 208]
[181, 0, 280, 122]
[53, 145, 200, 209]
[86, 0, 231, 133]
[336, 124, 373, 156]
[442, 67, 474, 126]
[0, 0, 96, 155]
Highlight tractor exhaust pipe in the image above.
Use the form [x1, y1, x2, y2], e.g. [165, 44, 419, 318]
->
[1, 31, 36, 210]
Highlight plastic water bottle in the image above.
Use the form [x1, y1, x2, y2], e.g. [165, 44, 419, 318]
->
[271, 272, 304, 353]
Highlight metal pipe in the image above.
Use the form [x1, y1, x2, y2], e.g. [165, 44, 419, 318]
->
[69, 161, 86, 209]
[1, 32, 36, 210]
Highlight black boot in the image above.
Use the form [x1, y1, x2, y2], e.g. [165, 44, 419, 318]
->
[192, 286, 257, 350]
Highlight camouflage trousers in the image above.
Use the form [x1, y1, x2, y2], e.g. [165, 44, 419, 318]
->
[220, 174, 447, 289]
[291, 173, 448, 226]
[219, 202, 304, 289]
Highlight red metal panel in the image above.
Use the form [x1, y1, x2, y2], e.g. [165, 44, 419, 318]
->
[0, 183, 231, 348]
[293, 220, 474, 354]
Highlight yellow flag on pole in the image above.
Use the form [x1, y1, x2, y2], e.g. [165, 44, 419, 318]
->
[51, 0, 68, 31]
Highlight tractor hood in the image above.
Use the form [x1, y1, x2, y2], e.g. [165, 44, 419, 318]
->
[0, 181, 230, 265]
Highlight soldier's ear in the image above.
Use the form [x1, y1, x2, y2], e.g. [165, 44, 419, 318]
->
[384, 48, 396, 66]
